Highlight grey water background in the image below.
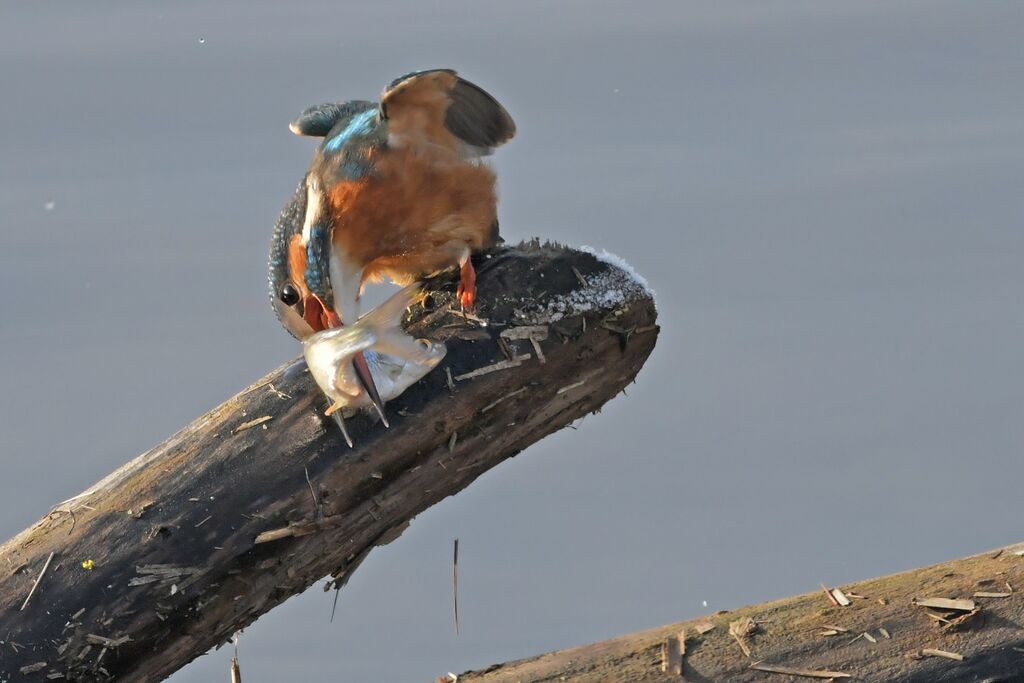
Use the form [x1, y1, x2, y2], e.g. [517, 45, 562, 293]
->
[2, 1, 1023, 680]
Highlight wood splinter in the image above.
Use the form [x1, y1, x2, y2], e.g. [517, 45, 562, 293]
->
[749, 662, 852, 679]
[453, 355, 531, 381]
[912, 597, 976, 611]
[19, 551, 54, 612]
[661, 629, 686, 677]
[232, 416, 272, 433]
[452, 538, 460, 636]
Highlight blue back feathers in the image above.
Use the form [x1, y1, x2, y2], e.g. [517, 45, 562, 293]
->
[319, 108, 380, 182]
[323, 108, 378, 153]
[305, 223, 334, 307]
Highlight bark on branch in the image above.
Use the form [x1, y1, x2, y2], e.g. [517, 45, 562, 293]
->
[0, 243, 658, 682]
[455, 543, 1024, 683]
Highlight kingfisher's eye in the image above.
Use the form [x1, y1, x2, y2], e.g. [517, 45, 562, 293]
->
[279, 283, 300, 306]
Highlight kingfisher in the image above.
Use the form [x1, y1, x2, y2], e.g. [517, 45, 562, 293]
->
[269, 69, 515, 419]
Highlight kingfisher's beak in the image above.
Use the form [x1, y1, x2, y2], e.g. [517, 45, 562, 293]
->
[304, 294, 389, 427]
[302, 294, 333, 334]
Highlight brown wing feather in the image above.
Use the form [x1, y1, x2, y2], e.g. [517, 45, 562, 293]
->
[444, 76, 515, 150]
[381, 69, 515, 153]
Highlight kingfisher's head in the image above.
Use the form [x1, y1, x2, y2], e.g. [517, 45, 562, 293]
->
[268, 177, 336, 338]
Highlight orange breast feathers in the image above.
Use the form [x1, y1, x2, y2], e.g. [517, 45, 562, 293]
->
[328, 147, 498, 284]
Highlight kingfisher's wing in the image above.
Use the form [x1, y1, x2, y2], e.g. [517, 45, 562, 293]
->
[381, 69, 516, 155]
[289, 100, 376, 137]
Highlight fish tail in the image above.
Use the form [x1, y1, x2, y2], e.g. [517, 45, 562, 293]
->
[356, 284, 422, 334]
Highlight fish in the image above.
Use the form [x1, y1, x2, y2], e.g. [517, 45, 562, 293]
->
[302, 284, 445, 446]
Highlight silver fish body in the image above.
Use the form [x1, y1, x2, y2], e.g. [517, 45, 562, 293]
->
[303, 285, 445, 443]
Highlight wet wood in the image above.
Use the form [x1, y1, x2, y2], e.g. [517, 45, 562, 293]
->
[454, 542, 1024, 682]
[0, 242, 658, 682]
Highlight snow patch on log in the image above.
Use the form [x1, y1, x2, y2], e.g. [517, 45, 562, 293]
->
[521, 251, 654, 324]
[579, 246, 656, 300]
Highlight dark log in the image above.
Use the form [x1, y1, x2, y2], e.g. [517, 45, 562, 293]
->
[454, 542, 1024, 683]
[0, 243, 658, 682]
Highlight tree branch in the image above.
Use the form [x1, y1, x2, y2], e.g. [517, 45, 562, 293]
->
[455, 543, 1024, 682]
[0, 243, 658, 683]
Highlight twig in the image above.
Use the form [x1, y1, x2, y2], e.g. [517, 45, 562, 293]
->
[47, 507, 78, 537]
[231, 632, 242, 683]
[453, 355, 530, 381]
[557, 379, 587, 394]
[330, 581, 341, 623]
[530, 337, 546, 364]
[556, 368, 602, 395]
[85, 634, 130, 648]
[571, 266, 589, 289]
[20, 551, 55, 611]
[452, 538, 460, 636]
[233, 416, 272, 434]
[729, 617, 754, 658]
[499, 325, 549, 341]
[47, 491, 94, 515]
[449, 307, 489, 326]
[135, 564, 201, 576]
[749, 662, 851, 679]
[267, 383, 291, 400]
[481, 387, 527, 413]
[496, 336, 514, 361]
[304, 467, 321, 519]
[254, 527, 300, 544]
[920, 648, 964, 661]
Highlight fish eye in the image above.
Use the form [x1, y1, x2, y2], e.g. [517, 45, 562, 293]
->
[279, 283, 300, 306]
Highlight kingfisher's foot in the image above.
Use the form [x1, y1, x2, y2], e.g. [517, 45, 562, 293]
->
[457, 257, 477, 311]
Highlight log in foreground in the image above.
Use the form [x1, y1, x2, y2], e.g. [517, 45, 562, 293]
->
[0, 243, 658, 682]
[455, 543, 1024, 683]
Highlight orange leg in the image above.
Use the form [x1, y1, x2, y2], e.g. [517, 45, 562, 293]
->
[456, 256, 477, 311]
